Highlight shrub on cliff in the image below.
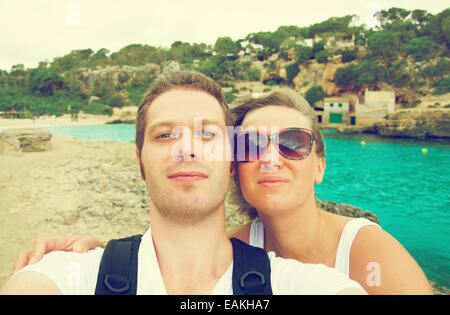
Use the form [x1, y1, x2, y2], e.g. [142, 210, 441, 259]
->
[285, 63, 300, 86]
[82, 100, 113, 116]
[432, 76, 450, 95]
[305, 86, 328, 106]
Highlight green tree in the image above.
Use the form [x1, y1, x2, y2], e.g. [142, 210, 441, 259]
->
[340, 49, 357, 63]
[305, 86, 328, 106]
[285, 63, 300, 86]
[380, 7, 410, 25]
[356, 61, 385, 87]
[314, 50, 332, 63]
[50, 49, 93, 72]
[89, 48, 111, 68]
[213, 37, 240, 56]
[195, 60, 220, 81]
[308, 15, 355, 37]
[405, 37, 441, 61]
[296, 46, 313, 64]
[312, 40, 326, 55]
[432, 76, 450, 95]
[28, 66, 64, 96]
[275, 25, 309, 41]
[248, 31, 283, 57]
[386, 61, 411, 87]
[419, 59, 450, 82]
[334, 64, 358, 89]
[421, 9, 450, 49]
[367, 30, 402, 65]
[411, 10, 432, 29]
[236, 62, 260, 81]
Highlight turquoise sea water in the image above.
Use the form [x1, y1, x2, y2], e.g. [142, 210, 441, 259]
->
[6, 124, 449, 287]
[316, 130, 450, 288]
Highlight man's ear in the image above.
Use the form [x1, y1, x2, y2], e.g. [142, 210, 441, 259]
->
[136, 149, 145, 180]
[314, 156, 326, 184]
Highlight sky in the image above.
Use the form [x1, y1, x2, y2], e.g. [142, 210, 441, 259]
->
[0, 0, 448, 71]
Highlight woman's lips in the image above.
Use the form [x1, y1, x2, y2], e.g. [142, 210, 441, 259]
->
[257, 176, 289, 188]
[168, 172, 208, 183]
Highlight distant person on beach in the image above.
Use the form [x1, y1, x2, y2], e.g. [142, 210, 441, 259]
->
[1, 70, 365, 295]
[9, 75, 433, 295]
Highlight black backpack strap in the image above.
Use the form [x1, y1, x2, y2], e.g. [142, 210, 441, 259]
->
[95, 234, 142, 295]
[230, 237, 273, 295]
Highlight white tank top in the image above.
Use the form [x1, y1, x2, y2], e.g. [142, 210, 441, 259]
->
[249, 217, 380, 276]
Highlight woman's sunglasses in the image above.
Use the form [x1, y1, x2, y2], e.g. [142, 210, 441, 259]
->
[235, 127, 316, 162]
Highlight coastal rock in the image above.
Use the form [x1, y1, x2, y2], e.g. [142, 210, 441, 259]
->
[337, 108, 450, 140]
[374, 108, 450, 139]
[316, 199, 379, 224]
[106, 106, 138, 124]
[0, 128, 52, 154]
[337, 124, 378, 135]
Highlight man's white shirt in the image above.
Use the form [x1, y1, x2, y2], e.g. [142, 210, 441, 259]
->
[14, 229, 363, 294]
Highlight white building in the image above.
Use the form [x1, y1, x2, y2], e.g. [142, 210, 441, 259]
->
[353, 89, 396, 124]
[323, 97, 351, 124]
[363, 89, 395, 114]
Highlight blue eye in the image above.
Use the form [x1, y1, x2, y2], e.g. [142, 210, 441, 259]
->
[156, 132, 178, 140]
[201, 130, 216, 139]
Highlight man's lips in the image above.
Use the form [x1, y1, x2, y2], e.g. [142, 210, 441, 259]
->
[168, 172, 208, 183]
[257, 176, 289, 187]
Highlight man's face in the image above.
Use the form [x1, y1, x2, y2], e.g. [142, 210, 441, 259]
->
[139, 88, 232, 225]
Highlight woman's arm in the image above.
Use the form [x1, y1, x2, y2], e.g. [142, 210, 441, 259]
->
[349, 226, 433, 295]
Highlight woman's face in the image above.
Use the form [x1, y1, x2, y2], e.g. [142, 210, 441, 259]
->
[238, 105, 325, 216]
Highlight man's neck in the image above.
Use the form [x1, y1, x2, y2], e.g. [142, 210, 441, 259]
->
[149, 206, 233, 294]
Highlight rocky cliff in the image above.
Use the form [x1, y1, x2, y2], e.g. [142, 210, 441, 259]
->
[338, 108, 450, 140]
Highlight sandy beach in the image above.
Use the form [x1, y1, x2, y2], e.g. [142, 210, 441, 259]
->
[0, 114, 111, 130]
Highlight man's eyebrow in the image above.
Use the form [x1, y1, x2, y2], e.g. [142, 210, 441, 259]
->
[148, 119, 225, 133]
[201, 119, 225, 126]
[148, 120, 178, 133]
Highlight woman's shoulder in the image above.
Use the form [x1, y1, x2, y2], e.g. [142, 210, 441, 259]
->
[349, 223, 433, 294]
[226, 222, 252, 244]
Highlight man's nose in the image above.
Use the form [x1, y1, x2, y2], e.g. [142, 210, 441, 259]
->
[175, 129, 202, 161]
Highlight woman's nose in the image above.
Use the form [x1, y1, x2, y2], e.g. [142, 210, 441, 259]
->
[259, 141, 282, 172]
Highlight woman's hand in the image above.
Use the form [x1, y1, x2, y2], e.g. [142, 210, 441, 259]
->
[13, 235, 105, 274]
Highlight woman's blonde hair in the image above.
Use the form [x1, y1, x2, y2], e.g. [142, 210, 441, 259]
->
[228, 88, 325, 219]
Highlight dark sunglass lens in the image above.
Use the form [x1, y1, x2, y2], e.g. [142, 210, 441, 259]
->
[278, 129, 311, 159]
[235, 132, 267, 162]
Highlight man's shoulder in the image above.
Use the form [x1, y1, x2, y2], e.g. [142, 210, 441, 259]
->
[267, 252, 364, 294]
[3, 248, 104, 295]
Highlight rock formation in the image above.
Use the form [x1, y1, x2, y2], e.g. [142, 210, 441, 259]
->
[0, 128, 52, 154]
[374, 108, 450, 139]
[106, 106, 138, 124]
[338, 108, 450, 140]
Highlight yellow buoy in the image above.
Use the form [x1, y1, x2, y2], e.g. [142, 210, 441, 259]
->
[421, 148, 428, 154]
[361, 140, 366, 146]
